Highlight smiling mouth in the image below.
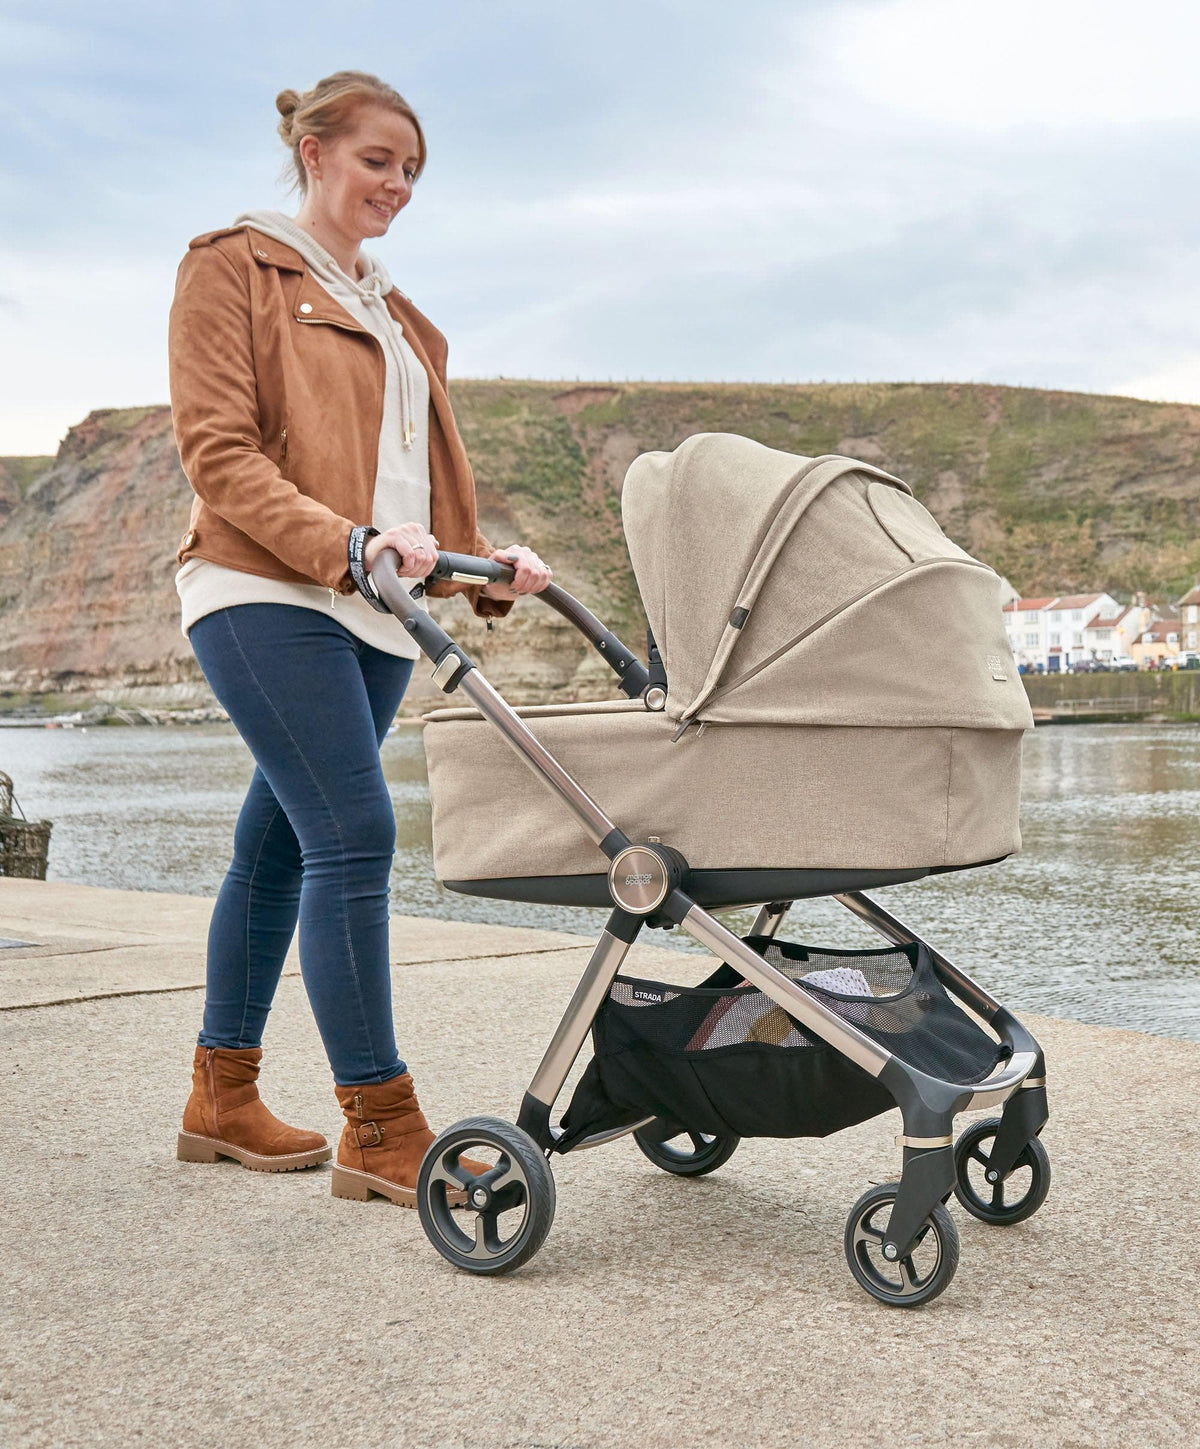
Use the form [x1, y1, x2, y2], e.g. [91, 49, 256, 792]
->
[367, 200, 394, 219]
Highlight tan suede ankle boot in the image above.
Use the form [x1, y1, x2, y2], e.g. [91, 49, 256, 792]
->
[331, 1073, 484, 1208]
[177, 1045, 331, 1172]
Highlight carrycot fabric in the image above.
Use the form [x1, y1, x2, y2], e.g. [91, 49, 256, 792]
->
[422, 435, 1031, 885]
[622, 436, 1033, 733]
[423, 701, 1022, 882]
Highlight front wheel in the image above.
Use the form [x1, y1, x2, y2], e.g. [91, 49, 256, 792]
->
[844, 1183, 960, 1308]
[953, 1117, 1051, 1226]
[417, 1116, 555, 1276]
[633, 1120, 740, 1177]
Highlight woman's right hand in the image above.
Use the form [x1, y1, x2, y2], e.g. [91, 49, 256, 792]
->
[364, 522, 440, 580]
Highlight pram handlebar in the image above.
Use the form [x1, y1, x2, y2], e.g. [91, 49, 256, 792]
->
[369, 550, 651, 700]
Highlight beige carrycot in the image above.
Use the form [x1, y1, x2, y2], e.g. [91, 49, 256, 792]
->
[423, 434, 1032, 901]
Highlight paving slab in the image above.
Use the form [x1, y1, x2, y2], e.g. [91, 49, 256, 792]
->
[1, 883, 1198, 1448]
[0, 878, 588, 1010]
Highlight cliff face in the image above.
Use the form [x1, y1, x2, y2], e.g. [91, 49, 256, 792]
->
[3, 380, 1200, 712]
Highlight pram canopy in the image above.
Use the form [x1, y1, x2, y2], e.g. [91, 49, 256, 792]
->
[423, 435, 1032, 896]
[622, 434, 1032, 733]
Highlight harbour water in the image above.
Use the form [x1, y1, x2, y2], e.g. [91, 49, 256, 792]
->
[3, 720, 1199, 1042]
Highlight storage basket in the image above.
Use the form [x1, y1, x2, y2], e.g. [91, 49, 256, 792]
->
[558, 938, 1007, 1148]
[0, 772, 52, 880]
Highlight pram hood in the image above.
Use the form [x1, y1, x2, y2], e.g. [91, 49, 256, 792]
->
[621, 434, 1033, 732]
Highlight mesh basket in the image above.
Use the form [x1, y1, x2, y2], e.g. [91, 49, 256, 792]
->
[558, 937, 1005, 1148]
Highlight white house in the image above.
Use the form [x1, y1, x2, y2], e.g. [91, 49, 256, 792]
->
[1003, 597, 1055, 670]
[1004, 592, 1118, 671]
[1084, 604, 1149, 663]
[1040, 593, 1119, 671]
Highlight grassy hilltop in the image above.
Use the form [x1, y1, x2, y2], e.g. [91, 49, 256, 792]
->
[451, 378, 1200, 610]
[2, 379, 1199, 707]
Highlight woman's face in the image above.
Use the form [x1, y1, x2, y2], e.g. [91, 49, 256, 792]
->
[301, 104, 422, 246]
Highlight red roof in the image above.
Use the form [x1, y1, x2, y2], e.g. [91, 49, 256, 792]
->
[1046, 593, 1107, 611]
[1140, 619, 1180, 643]
[1003, 597, 1055, 613]
[1178, 586, 1200, 607]
[1087, 610, 1134, 630]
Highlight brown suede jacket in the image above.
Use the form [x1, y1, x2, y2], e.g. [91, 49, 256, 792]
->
[168, 225, 509, 616]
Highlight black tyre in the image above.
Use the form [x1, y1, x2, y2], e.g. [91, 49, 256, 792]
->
[953, 1117, 1051, 1226]
[417, 1116, 555, 1276]
[633, 1120, 740, 1177]
[844, 1182, 960, 1308]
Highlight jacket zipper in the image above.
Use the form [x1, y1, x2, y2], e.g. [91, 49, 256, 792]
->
[206, 1047, 217, 1137]
[295, 315, 384, 584]
[279, 427, 288, 466]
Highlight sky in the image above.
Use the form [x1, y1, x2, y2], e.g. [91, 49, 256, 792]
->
[2, 0, 1199, 455]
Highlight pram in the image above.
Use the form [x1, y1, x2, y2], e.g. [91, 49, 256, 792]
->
[371, 434, 1049, 1308]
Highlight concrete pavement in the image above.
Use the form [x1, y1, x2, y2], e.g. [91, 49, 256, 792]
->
[2, 877, 1198, 1448]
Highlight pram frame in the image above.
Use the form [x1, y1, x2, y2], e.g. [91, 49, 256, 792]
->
[377, 551, 1049, 1288]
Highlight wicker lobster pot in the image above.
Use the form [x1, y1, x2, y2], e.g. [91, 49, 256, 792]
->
[0, 772, 52, 880]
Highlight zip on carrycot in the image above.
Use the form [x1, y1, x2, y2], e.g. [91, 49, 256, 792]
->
[372, 433, 1049, 1308]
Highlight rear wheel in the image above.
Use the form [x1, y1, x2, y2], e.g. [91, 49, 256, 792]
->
[953, 1117, 1051, 1226]
[633, 1120, 740, 1177]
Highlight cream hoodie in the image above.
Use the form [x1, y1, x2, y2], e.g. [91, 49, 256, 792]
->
[176, 210, 431, 659]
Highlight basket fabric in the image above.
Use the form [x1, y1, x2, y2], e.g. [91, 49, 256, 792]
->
[423, 435, 1030, 884]
[557, 938, 1005, 1148]
[423, 701, 1021, 880]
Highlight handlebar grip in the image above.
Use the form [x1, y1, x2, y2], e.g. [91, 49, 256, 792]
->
[427, 551, 516, 586]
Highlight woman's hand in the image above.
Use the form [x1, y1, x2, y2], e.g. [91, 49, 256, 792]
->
[364, 523, 440, 579]
[481, 544, 553, 598]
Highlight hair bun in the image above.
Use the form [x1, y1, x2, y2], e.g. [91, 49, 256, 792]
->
[275, 89, 300, 120]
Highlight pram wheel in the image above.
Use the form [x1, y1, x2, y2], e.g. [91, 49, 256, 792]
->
[633, 1121, 740, 1177]
[844, 1183, 959, 1307]
[953, 1117, 1051, 1226]
[416, 1116, 555, 1276]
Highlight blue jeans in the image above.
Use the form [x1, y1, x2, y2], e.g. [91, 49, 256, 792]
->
[190, 604, 414, 1085]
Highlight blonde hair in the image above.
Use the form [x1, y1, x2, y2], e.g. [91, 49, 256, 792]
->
[275, 71, 427, 193]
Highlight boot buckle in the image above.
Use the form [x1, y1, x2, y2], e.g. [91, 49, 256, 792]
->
[355, 1121, 384, 1147]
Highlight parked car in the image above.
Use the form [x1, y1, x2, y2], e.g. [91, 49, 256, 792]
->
[1071, 659, 1097, 673]
[1111, 655, 1137, 672]
[1179, 652, 1200, 670]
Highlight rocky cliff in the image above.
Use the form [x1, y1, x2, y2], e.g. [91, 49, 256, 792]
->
[3, 380, 1200, 714]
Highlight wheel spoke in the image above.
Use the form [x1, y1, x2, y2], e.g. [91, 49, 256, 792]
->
[967, 1145, 991, 1170]
[898, 1256, 920, 1294]
[990, 1178, 1005, 1210]
[478, 1158, 524, 1197]
[686, 1132, 713, 1155]
[427, 1156, 474, 1191]
[463, 1209, 511, 1260]
[853, 1210, 887, 1247]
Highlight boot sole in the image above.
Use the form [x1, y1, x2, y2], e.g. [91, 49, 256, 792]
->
[176, 1130, 331, 1173]
[329, 1163, 467, 1209]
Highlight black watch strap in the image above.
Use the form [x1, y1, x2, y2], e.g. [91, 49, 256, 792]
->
[347, 525, 390, 612]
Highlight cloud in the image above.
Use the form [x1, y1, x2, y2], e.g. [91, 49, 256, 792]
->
[1, 0, 1198, 452]
[824, 0, 1200, 131]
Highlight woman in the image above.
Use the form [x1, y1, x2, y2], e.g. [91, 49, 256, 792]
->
[169, 71, 550, 1206]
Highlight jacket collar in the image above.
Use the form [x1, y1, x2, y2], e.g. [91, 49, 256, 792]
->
[242, 227, 307, 274]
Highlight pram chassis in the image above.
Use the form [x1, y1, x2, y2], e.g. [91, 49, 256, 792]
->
[375, 550, 1050, 1306]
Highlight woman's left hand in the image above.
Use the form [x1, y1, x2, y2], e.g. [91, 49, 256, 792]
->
[481, 544, 553, 598]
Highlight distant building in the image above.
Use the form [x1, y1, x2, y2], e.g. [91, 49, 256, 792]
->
[1003, 592, 1118, 671]
[1084, 604, 1150, 664]
[1131, 615, 1181, 669]
[1177, 585, 1200, 652]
